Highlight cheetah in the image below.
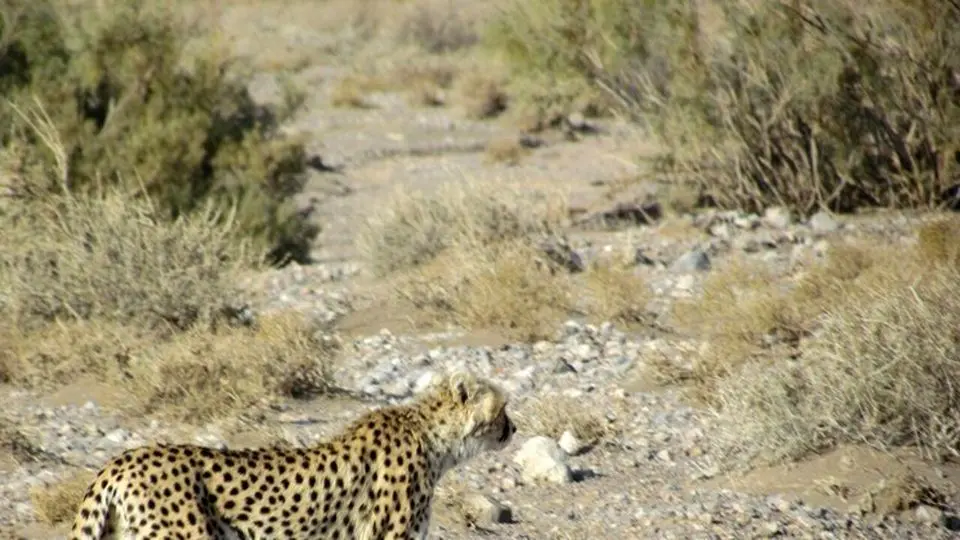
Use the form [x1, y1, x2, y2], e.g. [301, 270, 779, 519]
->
[68, 371, 516, 539]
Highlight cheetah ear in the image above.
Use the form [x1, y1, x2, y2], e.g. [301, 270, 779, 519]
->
[448, 372, 475, 404]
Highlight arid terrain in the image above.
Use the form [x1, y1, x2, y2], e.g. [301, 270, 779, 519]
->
[2, 1, 960, 538]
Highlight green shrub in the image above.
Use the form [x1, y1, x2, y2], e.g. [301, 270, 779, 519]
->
[0, 0, 317, 264]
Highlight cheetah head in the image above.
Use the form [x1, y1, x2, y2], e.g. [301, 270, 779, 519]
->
[421, 371, 516, 469]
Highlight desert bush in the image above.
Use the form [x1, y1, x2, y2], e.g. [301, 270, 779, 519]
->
[489, 0, 960, 214]
[395, 239, 575, 342]
[0, 306, 336, 422]
[129, 311, 336, 422]
[579, 257, 650, 325]
[0, 190, 254, 331]
[483, 0, 665, 125]
[713, 262, 960, 465]
[629, 0, 959, 215]
[669, 240, 897, 401]
[394, 0, 479, 54]
[916, 214, 960, 267]
[516, 395, 612, 445]
[1, 0, 317, 264]
[0, 189, 336, 421]
[356, 180, 566, 276]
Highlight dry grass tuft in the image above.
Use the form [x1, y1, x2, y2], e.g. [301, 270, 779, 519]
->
[129, 311, 336, 422]
[859, 468, 950, 515]
[355, 180, 566, 277]
[516, 396, 612, 447]
[671, 222, 960, 466]
[454, 72, 508, 119]
[579, 257, 651, 326]
[713, 261, 960, 465]
[30, 470, 96, 525]
[393, 0, 479, 54]
[0, 420, 56, 466]
[483, 136, 530, 165]
[669, 260, 792, 395]
[667, 241, 898, 401]
[396, 240, 574, 342]
[1, 311, 335, 423]
[0, 191, 254, 333]
[329, 75, 387, 108]
[390, 60, 459, 107]
[916, 215, 960, 267]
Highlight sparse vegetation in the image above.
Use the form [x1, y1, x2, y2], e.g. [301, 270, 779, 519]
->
[668, 221, 960, 465]
[397, 239, 575, 342]
[454, 72, 508, 120]
[330, 74, 385, 109]
[670, 239, 909, 401]
[580, 257, 651, 326]
[713, 256, 960, 465]
[0, 190, 336, 422]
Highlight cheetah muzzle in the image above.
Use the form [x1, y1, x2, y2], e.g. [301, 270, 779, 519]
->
[68, 371, 515, 540]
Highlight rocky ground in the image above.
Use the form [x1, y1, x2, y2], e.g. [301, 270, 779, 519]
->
[2, 1, 960, 539]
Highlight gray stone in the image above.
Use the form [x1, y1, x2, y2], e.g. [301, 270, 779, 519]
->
[809, 211, 839, 233]
[670, 249, 711, 273]
[513, 436, 574, 484]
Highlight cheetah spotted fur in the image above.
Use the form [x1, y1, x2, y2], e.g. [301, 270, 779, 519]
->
[68, 371, 516, 539]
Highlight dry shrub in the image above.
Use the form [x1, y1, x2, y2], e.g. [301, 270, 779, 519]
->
[130, 311, 335, 422]
[669, 260, 793, 393]
[713, 262, 960, 465]
[489, 0, 960, 214]
[628, 0, 960, 216]
[397, 240, 574, 342]
[0, 419, 55, 466]
[30, 470, 95, 525]
[355, 180, 566, 277]
[0, 320, 152, 388]
[484, 136, 529, 165]
[580, 257, 650, 326]
[916, 215, 960, 267]
[388, 59, 459, 107]
[669, 241, 897, 401]
[329, 75, 387, 108]
[515, 395, 611, 446]
[393, 0, 479, 54]
[454, 72, 508, 119]
[0, 190, 336, 422]
[483, 0, 644, 124]
[0, 190, 254, 332]
[0, 311, 335, 422]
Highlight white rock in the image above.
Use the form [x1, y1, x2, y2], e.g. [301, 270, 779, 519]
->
[104, 428, 129, 445]
[413, 371, 437, 394]
[513, 436, 573, 484]
[558, 430, 589, 456]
